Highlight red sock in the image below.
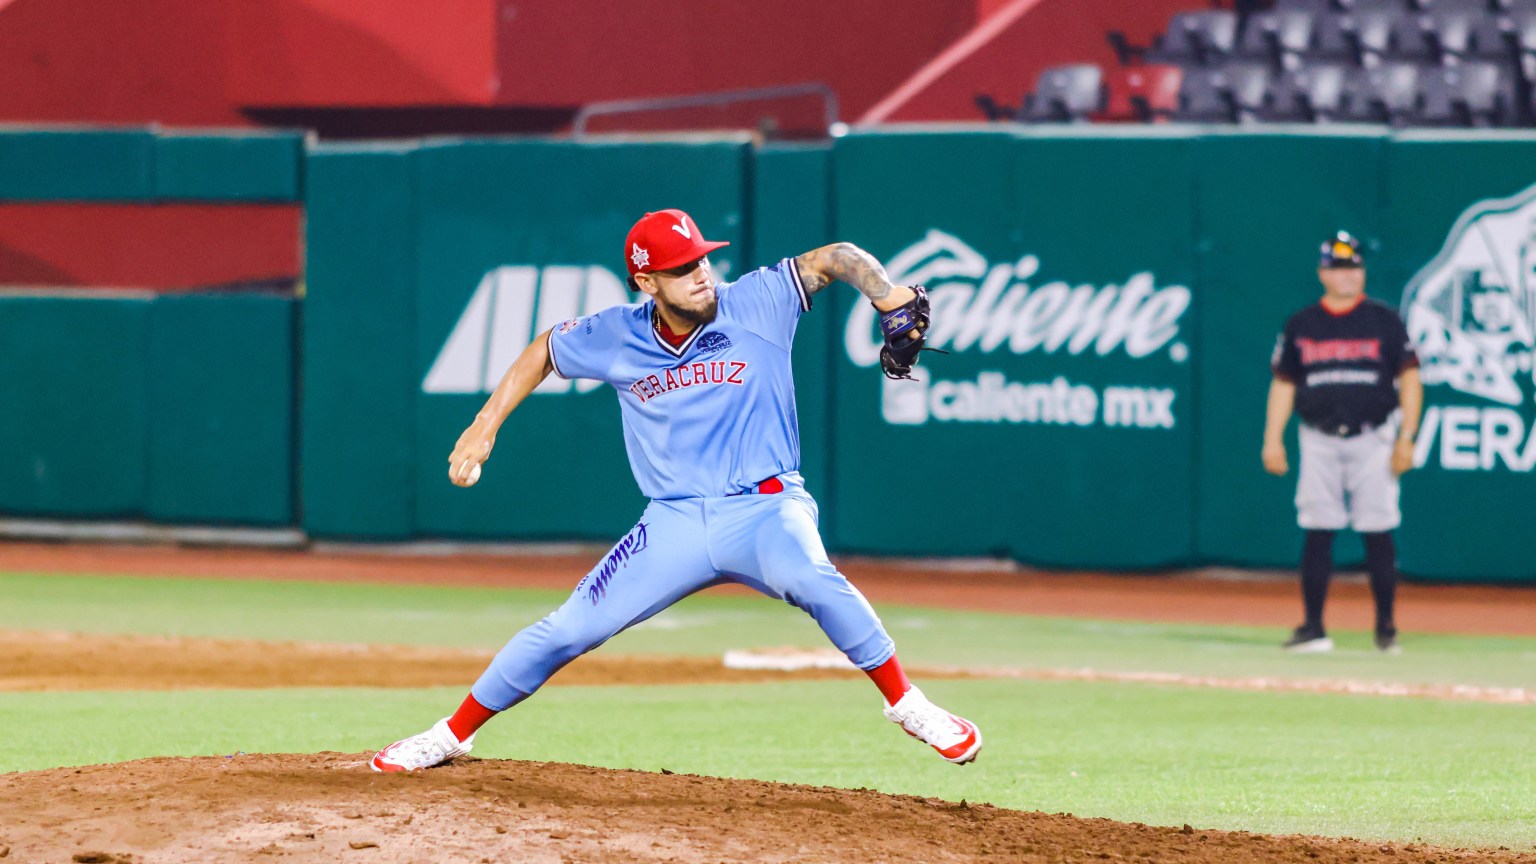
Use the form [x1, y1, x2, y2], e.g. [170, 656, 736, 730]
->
[865, 656, 912, 706]
[446, 693, 497, 742]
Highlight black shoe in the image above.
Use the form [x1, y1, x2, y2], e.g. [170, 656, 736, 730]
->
[1374, 629, 1402, 654]
[1283, 624, 1333, 653]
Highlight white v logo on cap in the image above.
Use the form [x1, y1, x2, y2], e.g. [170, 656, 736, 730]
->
[671, 218, 692, 239]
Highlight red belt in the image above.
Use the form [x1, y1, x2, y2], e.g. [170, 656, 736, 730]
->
[729, 476, 784, 496]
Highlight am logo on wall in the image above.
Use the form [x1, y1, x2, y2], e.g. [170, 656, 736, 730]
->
[1402, 182, 1536, 472]
[423, 265, 633, 396]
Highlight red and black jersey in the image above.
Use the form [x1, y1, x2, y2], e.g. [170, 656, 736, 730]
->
[1271, 297, 1418, 433]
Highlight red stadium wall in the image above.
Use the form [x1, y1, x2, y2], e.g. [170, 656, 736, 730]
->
[0, 0, 1196, 287]
[862, 0, 1212, 124]
[0, 205, 300, 291]
[231, 0, 976, 120]
[0, 0, 247, 126]
[486, 0, 977, 120]
[0, 0, 984, 124]
[0, 0, 1204, 128]
[228, 0, 501, 108]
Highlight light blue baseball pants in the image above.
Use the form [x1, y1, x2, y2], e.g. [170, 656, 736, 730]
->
[470, 473, 896, 711]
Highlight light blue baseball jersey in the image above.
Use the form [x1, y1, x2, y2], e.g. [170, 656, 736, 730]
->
[471, 256, 898, 714]
[546, 257, 812, 500]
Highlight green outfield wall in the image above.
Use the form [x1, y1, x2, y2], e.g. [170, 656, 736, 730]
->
[0, 294, 153, 516]
[300, 145, 418, 539]
[5, 127, 1535, 582]
[0, 292, 295, 525]
[0, 128, 302, 525]
[752, 144, 836, 524]
[1191, 130, 1387, 571]
[820, 127, 1536, 581]
[827, 130, 1199, 567]
[1379, 133, 1536, 583]
[0, 128, 303, 202]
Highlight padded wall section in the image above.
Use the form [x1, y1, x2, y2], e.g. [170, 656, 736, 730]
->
[829, 130, 1198, 567]
[0, 294, 152, 517]
[1193, 130, 1387, 569]
[0, 130, 156, 201]
[147, 293, 296, 525]
[301, 145, 418, 538]
[1381, 133, 1536, 582]
[154, 133, 305, 201]
[752, 144, 835, 518]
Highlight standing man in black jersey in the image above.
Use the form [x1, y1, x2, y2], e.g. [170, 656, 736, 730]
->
[1263, 232, 1423, 654]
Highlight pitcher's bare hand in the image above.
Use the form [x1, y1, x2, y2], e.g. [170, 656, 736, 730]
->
[448, 425, 495, 487]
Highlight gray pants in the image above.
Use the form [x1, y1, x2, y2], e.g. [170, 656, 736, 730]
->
[1296, 420, 1401, 533]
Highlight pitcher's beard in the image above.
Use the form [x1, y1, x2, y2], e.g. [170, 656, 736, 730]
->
[658, 295, 718, 327]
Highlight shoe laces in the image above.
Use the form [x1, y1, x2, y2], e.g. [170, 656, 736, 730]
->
[894, 698, 965, 747]
[385, 727, 458, 768]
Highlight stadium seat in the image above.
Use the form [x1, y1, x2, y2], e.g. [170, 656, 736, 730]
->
[1338, 62, 1423, 122]
[1235, 11, 1317, 68]
[1414, 0, 1492, 10]
[974, 94, 1015, 121]
[1511, 11, 1536, 94]
[1392, 12, 1478, 61]
[1099, 65, 1183, 122]
[1314, 11, 1402, 64]
[1446, 10, 1536, 81]
[1020, 64, 1105, 123]
[1413, 61, 1516, 123]
[1516, 7, 1536, 52]
[1339, 0, 1414, 10]
[1175, 64, 1272, 122]
[1276, 0, 1342, 11]
[1149, 11, 1241, 66]
[1256, 64, 1352, 120]
[1468, 13, 1520, 58]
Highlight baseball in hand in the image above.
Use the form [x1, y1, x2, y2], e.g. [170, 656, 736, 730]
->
[459, 461, 482, 487]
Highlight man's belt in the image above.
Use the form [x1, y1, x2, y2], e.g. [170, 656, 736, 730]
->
[727, 476, 785, 496]
[1306, 420, 1378, 438]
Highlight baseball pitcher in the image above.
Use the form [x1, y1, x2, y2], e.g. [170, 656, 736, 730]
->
[371, 209, 980, 771]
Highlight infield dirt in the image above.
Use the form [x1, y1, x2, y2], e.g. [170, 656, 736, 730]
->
[4, 753, 1533, 864]
[0, 630, 872, 692]
[9, 540, 1536, 636]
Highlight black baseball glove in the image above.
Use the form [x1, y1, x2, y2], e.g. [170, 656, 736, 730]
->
[877, 285, 938, 380]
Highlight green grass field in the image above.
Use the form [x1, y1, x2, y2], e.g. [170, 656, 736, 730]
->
[2, 571, 1533, 849]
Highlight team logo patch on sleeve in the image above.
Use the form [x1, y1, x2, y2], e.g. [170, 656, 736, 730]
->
[557, 318, 581, 334]
[697, 332, 732, 354]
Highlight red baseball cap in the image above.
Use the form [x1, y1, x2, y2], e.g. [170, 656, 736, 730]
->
[624, 209, 729, 277]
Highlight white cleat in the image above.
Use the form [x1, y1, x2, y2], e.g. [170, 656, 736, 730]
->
[883, 686, 982, 765]
[1283, 625, 1334, 654]
[370, 718, 473, 773]
[1286, 636, 1335, 653]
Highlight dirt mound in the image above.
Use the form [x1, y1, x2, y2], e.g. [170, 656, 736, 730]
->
[2, 754, 1530, 864]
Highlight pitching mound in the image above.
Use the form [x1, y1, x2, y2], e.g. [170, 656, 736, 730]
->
[2, 754, 1529, 864]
